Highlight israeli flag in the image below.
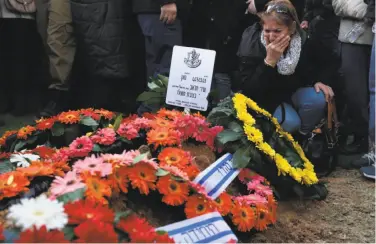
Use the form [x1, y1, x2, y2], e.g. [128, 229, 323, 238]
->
[156, 212, 237, 243]
[194, 153, 240, 199]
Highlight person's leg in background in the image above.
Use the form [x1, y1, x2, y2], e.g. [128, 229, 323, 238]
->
[210, 73, 232, 106]
[1, 18, 37, 116]
[273, 103, 302, 134]
[0, 19, 7, 126]
[38, 0, 76, 118]
[291, 87, 327, 135]
[340, 43, 371, 155]
[355, 37, 376, 175]
[136, 14, 183, 115]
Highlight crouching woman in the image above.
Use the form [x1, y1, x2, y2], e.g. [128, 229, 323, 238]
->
[237, 0, 334, 140]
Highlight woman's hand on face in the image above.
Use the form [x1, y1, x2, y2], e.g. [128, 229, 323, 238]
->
[314, 82, 335, 102]
[265, 35, 291, 67]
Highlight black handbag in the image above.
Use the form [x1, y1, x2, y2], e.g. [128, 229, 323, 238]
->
[300, 99, 339, 177]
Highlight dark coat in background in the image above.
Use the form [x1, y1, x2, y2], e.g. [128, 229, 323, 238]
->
[184, 0, 248, 73]
[303, 0, 335, 22]
[70, 0, 131, 79]
[132, 0, 190, 20]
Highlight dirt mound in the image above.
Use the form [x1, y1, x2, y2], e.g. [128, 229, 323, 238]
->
[250, 169, 375, 243]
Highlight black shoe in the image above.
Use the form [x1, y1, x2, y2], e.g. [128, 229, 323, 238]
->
[351, 152, 375, 169]
[36, 90, 68, 119]
[37, 101, 60, 119]
[339, 135, 368, 155]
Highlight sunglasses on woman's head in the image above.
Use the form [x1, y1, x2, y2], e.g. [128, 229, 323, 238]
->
[266, 4, 294, 20]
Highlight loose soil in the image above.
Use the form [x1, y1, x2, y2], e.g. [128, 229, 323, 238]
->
[250, 168, 375, 243]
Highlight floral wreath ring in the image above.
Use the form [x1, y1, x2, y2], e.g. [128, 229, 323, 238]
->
[232, 93, 318, 185]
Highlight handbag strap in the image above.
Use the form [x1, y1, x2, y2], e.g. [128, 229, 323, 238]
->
[327, 98, 339, 130]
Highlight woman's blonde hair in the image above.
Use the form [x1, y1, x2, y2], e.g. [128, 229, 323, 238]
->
[258, 0, 300, 32]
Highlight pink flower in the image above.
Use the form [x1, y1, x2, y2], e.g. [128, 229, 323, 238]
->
[189, 182, 209, 198]
[50, 171, 86, 197]
[252, 183, 273, 197]
[251, 175, 266, 182]
[73, 154, 112, 177]
[234, 194, 267, 205]
[246, 181, 261, 191]
[122, 150, 142, 165]
[49, 147, 70, 162]
[133, 118, 151, 130]
[141, 158, 159, 170]
[173, 115, 199, 139]
[160, 165, 190, 181]
[101, 153, 126, 166]
[238, 168, 253, 183]
[117, 123, 139, 140]
[69, 136, 93, 158]
[205, 126, 224, 150]
[91, 128, 116, 145]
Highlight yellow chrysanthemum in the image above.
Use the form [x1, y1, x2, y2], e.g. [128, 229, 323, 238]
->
[244, 125, 263, 144]
[274, 154, 291, 175]
[232, 93, 319, 186]
[257, 142, 275, 156]
[301, 169, 318, 185]
[289, 167, 302, 183]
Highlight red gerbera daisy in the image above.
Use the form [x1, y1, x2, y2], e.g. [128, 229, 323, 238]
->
[94, 109, 115, 120]
[214, 192, 233, 216]
[231, 202, 256, 232]
[80, 108, 101, 121]
[158, 147, 191, 169]
[127, 162, 157, 195]
[74, 220, 118, 243]
[36, 117, 55, 130]
[266, 194, 277, 224]
[155, 233, 175, 243]
[183, 163, 201, 180]
[17, 125, 36, 139]
[147, 128, 181, 149]
[64, 199, 115, 224]
[117, 214, 155, 242]
[0, 130, 17, 146]
[15, 226, 67, 243]
[108, 166, 129, 194]
[254, 203, 269, 231]
[81, 172, 112, 205]
[184, 194, 216, 218]
[58, 110, 80, 124]
[156, 175, 189, 206]
[32, 146, 56, 159]
[0, 172, 30, 200]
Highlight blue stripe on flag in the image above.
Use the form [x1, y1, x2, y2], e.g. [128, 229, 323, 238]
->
[198, 230, 235, 243]
[197, 154, 232, 185]
[208, 168, 238, 197]
[167, 217, 223, 235]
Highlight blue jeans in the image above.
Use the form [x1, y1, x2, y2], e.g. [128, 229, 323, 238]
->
[369, 39, 375, 145]
[273, 87, 326, 134]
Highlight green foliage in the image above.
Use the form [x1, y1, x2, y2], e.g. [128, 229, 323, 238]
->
[57, 187, 86, 204]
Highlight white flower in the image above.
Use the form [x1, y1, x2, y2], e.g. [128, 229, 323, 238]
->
[7, 194, 68, 231]
[10, 154, 40, 168]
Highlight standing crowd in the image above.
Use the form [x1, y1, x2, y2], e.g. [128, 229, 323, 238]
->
[0, 0, 375, 178]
